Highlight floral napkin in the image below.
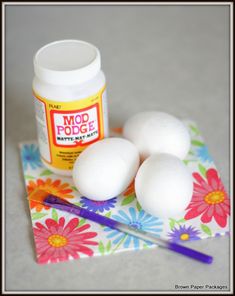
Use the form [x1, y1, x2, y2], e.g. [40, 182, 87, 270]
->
[19, 120, 230, 264]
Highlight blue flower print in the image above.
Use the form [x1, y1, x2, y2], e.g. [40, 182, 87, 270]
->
[21, 144, 42, 170]
[196, 145, 213, 163]
[80, 196, 117, 213]
[104, 207, 163, 249]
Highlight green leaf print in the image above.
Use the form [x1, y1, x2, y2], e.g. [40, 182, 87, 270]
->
[136, 201, 142, 212]
[25, 175, 35, 180]
[176, 218, 186, 224]
[73, 202, 81, 207]
[40, 169, 53, 176]
[98, 241, 105, 255]
[189, 124, 200, 136]
[200, 224, 212, 236]
[52, 208, 58, 222]
[78, 218, 86, 227]
[31, 212, 48, 220]
[183, 159, 197, 165]
[198, 163, 207, 178]
[191, 140, 204, 147]
[121, 194, 135, 206]
[98, 241, 112, 255]
[169, 218, 176, 230]
[104, 211, 112, 218]
[143, 243, 149, 249]
[188, 150, 194, 156]
[169, 218, 186, 229]
[71, 186, 78, 191]
[106, 241, 111, 252]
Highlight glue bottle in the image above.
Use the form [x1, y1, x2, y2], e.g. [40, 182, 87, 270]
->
[33, 40, 109, 176]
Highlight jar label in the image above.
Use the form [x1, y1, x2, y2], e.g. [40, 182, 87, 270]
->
[34, 86, 106, 171]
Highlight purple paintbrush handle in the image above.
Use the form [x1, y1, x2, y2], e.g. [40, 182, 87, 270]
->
[79, 208, 118, 228]
[44, 195, 117, 229]
[43, 194, 213, 264]
[168, 241, 213, 264]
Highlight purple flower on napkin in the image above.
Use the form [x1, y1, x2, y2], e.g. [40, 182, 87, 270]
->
[168, 225, 201, 242]
[80, 196, 117, 213]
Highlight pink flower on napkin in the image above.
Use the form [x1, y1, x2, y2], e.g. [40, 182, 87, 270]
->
[184, 168, 230, 227]
[33, 217, 98, 264]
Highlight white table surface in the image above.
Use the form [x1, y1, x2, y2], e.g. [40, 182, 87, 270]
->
[5, 4, 230, 292]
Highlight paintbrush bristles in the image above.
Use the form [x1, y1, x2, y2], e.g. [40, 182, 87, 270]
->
[28, 188, 52, 204]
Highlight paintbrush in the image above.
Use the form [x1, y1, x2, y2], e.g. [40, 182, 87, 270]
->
[28, 188, 213, 264]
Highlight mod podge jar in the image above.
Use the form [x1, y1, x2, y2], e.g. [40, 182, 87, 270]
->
[33, 40, 109, 176]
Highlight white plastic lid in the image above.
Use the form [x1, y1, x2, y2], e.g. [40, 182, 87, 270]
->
[33, 40, 101, 85]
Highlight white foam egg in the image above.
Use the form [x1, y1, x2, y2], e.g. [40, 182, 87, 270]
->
[135, 153, 193, 218]
[123, 111, 191, 160]
[72, 137, 140, 201]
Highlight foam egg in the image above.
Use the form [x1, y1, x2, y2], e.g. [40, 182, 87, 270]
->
[123, 111, 191, 160]
[135, 153, 193, 218]
[72, 137, 140, 201]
